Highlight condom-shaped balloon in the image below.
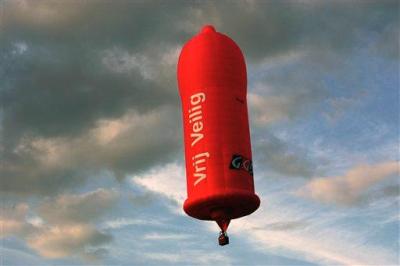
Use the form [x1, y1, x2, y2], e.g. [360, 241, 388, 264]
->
[177, 25, 260, 245]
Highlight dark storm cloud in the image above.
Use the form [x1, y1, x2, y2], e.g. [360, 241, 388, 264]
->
[1, 48, 173, 140]
[185, 0, 398, 61]
[1, 1, 185, 195]
[255, 133, 316, 178]
[0, 0, 398, 196]
[1, 2, 184, 141]
[1, 106, 181, 195]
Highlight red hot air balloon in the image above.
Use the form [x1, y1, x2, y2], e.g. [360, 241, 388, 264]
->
[177, 25, 260, 245]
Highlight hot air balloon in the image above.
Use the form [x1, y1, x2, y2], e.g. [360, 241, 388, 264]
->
[177, 25, 260, 245]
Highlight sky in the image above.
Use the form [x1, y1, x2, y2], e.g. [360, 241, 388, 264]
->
[0, 0, 399, 265]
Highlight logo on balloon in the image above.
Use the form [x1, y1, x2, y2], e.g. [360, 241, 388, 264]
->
[229, 154, 253, 176]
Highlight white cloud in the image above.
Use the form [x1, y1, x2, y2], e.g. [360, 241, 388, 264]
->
[101, 218, 163, 230]
[248, 71, 326, 127]
[131, 161, 399, 265]
[27, 224, 111, 259]
[233, 209, 396, 265]
[142, 232, 191, 241]
[298, 161, 399, 205]
[131, 163, 186, 215]
[141, 252, 182, 263]
[26, 216, 44, 227]
[1, 189, 117, 260]
[26, 189, 117, 259]
[0, 203, 32, 238]
[140, 250, 231, 265]
[12, 41, 28, 55]
[248, 93, 293, 125]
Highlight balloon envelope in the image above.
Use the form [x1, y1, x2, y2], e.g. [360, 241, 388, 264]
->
[177, 25, 260, 233]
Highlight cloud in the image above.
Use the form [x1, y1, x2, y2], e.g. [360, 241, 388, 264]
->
[297, 161, 399, 205]
[1, 0, 86, 28]
[127, 161, 399, 265]
[322, 94, 365, 123]
[182, 1, 397, 61]
[38, 188, 118, 224]
[0, 246, 49, 266]
[1, 0, 396, 198]
[101, 218, 163, 230]
[0, 189, 117, 261]
[27, 224, 111, 259]
[249, 93, 296, 125]
[29, 189, 117, 260]
[368, 20, 399, 59]
[247, 51, 331, 126]
[140, 250, 230, 265]
[142, 232, 191, 241]
[141, 252, 182, 264]
[131, 163, 186, 207]
[101, 46, 180, 82]
[262, 220, 308, 231]
[234, 215, 397, 266]
[0, 203, 34, 238]
[254, 134, 316, 178]
[0, 1, 398, 264]
[125, 191, 155, 208]
[1, 1, 185, 197]
[1, 106, 180, 195]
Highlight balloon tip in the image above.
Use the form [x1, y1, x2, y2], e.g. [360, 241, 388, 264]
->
[201, 25, 216, 34]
